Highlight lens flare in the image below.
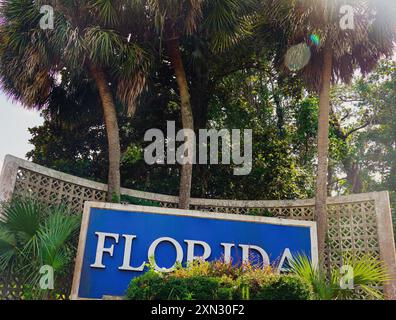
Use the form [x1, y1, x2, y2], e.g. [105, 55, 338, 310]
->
[284, 43, 311, 72]
[309, 34, 320, 46]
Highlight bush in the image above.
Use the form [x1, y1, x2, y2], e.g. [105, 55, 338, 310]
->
[126, 270, 164, 300]
[126, 272, 231, 300]
[125, 260, 314, 300]
[256, 275, 313, 300]
[289, 254, 389, 300]
[0, 197, 81, 299]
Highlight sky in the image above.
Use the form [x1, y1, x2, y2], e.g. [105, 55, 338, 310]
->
[0, 93, 43, 171]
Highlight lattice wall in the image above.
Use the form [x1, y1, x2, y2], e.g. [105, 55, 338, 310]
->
[0, 155, 395, 299]
[13, 168, 107, 213]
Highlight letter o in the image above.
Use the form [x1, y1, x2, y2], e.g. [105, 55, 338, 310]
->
[148, 237, 183, 272]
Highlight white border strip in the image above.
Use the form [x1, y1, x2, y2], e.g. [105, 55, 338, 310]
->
[70, 201, 318, 300]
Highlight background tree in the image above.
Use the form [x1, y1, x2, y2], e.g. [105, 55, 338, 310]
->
[143, 0, 257, 208]
[27, 30, 315, 201]
[261, 0, 396, 262]
[144, 0, 204, 209]
[0, 0, 149, 202]
[2, 1, 395, 244]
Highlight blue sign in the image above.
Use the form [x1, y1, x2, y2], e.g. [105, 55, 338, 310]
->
[71, 202, 318, 299]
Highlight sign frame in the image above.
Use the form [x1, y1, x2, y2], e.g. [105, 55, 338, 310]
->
[70, 201, 318, 300]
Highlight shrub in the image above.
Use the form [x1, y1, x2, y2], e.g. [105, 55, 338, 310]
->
[173, 259, 264, 280]
[256, 275, 313, 300]
[0, 197, 81, 299]
[126, 270, 164, 300]
[126, 260, 314, 300]
[237, 267, 276, 297]
[164, 276, 223, 300]
[217, 287, 234, 300]
[126, 273, 229, 300]
[289, 254, 390, 300]
[185, 276, 221, 300]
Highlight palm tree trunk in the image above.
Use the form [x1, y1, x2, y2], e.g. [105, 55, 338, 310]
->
[315, 47, 333, 263]
[167, 38, 194, 209]
[89, 63, 121, 202]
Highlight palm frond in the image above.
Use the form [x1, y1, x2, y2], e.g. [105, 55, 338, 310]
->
[84, 26, 123, 66]
[89, 0, 119, 26]
[0, 197, 44, 239]
[260, 0, 396, 91]
[37, 209, 80, 271]
[0, 198, 81, 289]
[289, 253, 390, 300]
[289, 254, 336, 300]
[203, 0, 257, 52]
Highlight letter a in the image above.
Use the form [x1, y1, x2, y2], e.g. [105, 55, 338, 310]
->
[40, 5, 54, 30]
[340, 5, 354, 30]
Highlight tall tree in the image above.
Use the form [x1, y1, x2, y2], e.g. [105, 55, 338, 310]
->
[145, 0, 257, 208]
[27, 29, 314, 202]
[0, 0, 148, 202]
[261, 0, 396, 261]
[144, 0, 202, 209]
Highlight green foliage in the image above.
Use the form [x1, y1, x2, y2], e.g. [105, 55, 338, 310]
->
[126, 260, 313, 300]
[120, 195, 161, 207]
[255, 275, 313, 300]
[289, 254, 335, 300]
[125, 270, 164, 300]
[0, 0, 149, 108]
[2, 0, 395, 240]
[111, 192, 121, 204]
[294, 97, 318, 164]
[0, 197, 81, 299]
[167, 276, 221, 300]
[234, 266, 312, 300]
[126, 255, 389, 301]
[173, 259, 250, 280]
[121, 145, 143, 166]
[90, 0, 119, 26]
[20, 1, 315, 202]
[290, 254, 390, 300]
[84, 26, 123, 66]
[126, 270, 227, 300]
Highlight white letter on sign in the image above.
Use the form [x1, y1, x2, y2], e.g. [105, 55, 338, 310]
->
[276, 248, 293, 272]
[221, 243, 235, 263]
[90, 232, 119, 269]
[148, 237, 183, 272]
[184, 240, 211, 263]
[239, 244, 270, 267]
[119, 235, 145, 271]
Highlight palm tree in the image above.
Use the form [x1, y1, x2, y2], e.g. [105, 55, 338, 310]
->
[144, 0, 257, 208]
[0, 197, 81, 299]
[142, 0, 201, 209]
[290, 254, 390, 300]
[0, 0, 149, 202]
[260, 0, 396, 263]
